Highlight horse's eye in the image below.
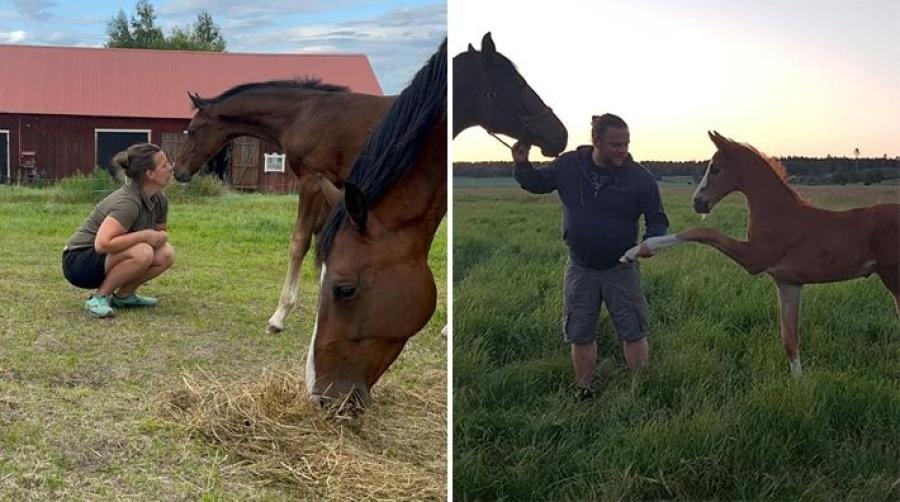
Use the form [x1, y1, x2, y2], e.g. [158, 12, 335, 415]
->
[710, 166, 720, 175]
[186, 128, 195, 136]
[333, 284, 358, 300]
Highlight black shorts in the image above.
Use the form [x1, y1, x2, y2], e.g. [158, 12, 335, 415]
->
[62, 246, 108, 289]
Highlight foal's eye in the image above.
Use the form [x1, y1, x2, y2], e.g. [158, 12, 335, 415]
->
[333, 284, 358, 300]
[710, 166, 721, 175]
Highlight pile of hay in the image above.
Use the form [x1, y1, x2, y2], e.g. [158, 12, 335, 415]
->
[155, 367, 446, 500]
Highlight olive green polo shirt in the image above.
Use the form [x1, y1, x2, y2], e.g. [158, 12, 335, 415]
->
[65, 182, 168, 250]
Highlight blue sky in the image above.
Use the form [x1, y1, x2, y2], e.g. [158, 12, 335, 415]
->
[0, 0, 446, 94]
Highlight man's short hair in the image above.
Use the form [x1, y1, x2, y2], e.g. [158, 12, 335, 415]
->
[591, 113, 628, 142]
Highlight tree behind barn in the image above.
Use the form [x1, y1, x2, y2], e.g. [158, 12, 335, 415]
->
[105, 0, 226, 52]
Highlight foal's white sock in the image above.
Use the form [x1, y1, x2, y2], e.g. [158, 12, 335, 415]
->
[789, 357, 803, 377]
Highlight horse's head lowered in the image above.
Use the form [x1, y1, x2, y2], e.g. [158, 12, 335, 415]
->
[305, 39, 447, 413]
[693, 131, 748, 214]
[307, 182, 439, 410]
[173, 92, 236, 182]
[453, 32, 567, 157]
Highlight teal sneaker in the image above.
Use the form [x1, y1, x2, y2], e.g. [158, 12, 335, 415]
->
[110, 292, 158, 308]
[85, 294, 115, 318]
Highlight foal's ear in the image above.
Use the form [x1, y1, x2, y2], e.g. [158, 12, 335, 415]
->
[708, 130, 732, 152]
[467, 43, 476, 53]
[482, 32, 496, 57]
[344, 183, 368, 232]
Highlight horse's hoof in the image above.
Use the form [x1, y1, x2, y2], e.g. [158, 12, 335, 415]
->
[266, 323, 283, 334]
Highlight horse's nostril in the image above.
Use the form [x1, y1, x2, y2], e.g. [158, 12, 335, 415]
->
[693, 198, 709, 214]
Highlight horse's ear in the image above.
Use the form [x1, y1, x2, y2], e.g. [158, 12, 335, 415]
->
[482, 32, 496, 57]
[467, 43, 476, 53]
[708, 130, 731, 152]
[188, 92, 206, 110]
[317, 174, 343, 207]
[344, 183, 368, 232]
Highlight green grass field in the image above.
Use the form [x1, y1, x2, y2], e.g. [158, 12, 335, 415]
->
[0, 185, 446, 499]
[453, 181, 899, 500]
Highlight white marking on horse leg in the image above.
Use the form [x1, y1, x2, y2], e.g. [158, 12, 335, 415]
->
[789, 357, 803, 377]
[776, 282, 803, 376]
[268, 222, 309, 332]
[305, 265, 326, 395]
[620, 234, 683, 262]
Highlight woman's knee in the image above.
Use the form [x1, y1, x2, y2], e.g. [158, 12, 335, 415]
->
[155, 243, 176, 268]
[125, 242, 155, 266]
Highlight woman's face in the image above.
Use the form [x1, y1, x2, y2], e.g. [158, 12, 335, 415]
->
[147, 151, 173, 186]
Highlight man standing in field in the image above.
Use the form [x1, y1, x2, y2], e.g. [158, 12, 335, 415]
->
[512, 113, 669, 400]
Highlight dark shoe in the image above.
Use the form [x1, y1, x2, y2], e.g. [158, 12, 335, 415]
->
[574, 386, 595, 402]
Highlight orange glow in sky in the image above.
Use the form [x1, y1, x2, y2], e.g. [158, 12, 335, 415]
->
[451, 1, 899, 162]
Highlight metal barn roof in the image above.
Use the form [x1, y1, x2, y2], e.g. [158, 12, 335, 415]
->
[0, 44, 383, 119]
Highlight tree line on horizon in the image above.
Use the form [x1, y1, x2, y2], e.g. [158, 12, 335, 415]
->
[454, 155, 900, 185]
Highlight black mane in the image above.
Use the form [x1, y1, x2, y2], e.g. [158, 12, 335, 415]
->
[316, 39, 447, 263]
[195, 77, 348, 108]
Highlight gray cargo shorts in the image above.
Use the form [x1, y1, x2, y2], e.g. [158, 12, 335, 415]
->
[562, 258, 649, 344]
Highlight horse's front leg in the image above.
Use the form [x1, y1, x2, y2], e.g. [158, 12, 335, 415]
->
[266, 185, 319, 333]
[676, 227, 769, 274]
[775, 280, 803, 376]
[620, 234, 684, 262]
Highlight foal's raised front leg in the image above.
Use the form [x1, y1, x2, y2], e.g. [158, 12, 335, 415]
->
[266, 182, 322, 333]
[619, 228, 762, 272]
[775, 281, 803, 376]
[676, 228, 768, 275]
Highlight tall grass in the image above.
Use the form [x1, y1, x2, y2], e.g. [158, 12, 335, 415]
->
[453, 183, 899, 500]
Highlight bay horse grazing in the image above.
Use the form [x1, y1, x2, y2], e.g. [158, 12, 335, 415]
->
[622, 131, 899, 375]
[173, 79, 395, 333]
[306, 40, 447, 411]
[453, 32, 568, 157]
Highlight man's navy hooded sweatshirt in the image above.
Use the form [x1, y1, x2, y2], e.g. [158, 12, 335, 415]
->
[514, 145, 669, 270]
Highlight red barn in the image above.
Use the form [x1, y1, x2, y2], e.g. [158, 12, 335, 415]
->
[0, 44, 382, 192]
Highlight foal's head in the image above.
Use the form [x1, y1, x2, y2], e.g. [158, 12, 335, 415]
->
[173, 92, 236, 182]
[692, 131, 749, 214]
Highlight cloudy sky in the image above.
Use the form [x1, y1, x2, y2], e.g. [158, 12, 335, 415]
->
[452, 0, 899, 162]
[0, 0, 446, 94]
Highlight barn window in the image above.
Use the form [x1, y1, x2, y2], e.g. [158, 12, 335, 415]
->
[264, 153, 286, 173]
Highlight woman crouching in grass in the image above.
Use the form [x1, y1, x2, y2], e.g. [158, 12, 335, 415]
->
[62, 143, 175, 318]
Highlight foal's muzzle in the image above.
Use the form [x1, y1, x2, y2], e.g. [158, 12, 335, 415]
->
[174, 169, 193, 183]
[693, 197, 710, 214]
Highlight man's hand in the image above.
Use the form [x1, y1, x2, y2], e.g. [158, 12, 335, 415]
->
[636, 243, 655, 258]
[512, 141, 531, 165]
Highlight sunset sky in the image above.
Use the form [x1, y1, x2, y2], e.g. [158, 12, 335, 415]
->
[451, 0, 899, 162]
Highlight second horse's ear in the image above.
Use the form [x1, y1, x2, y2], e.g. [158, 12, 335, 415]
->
[481, 32, 496, 57]
[344, 183, 368, 232]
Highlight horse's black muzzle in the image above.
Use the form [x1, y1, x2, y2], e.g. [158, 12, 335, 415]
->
[693, 197, 710, 214]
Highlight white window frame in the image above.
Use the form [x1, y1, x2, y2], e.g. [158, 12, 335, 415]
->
[0, 130, 9, 181]
[264, 152, 286, 173]
[94, 128, 152, 144]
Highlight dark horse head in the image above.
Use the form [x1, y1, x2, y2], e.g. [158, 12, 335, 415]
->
[307, 40, 448, 413]
[453, 32, 567, 157]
